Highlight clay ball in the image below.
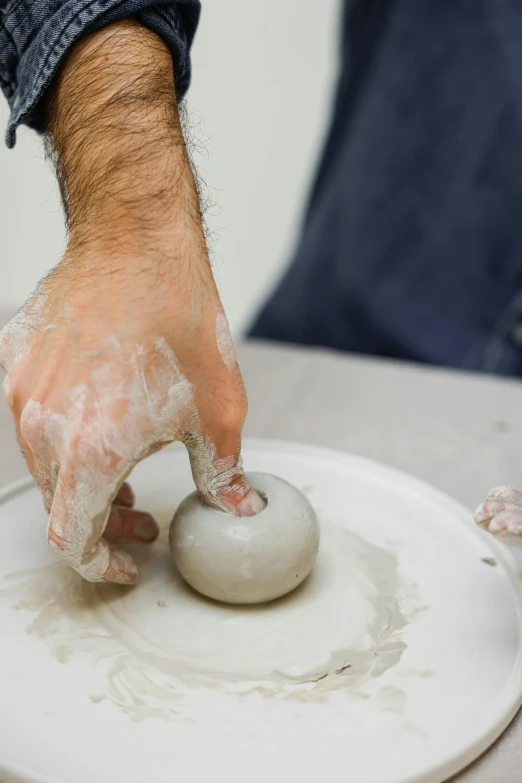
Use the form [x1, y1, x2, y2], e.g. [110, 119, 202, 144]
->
[169, 472, 320, 605]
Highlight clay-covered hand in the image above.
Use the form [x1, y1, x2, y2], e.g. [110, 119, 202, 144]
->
[0, 264, 262, 584]
[0, 21, 263, 585]
[474, 486, 522, 546]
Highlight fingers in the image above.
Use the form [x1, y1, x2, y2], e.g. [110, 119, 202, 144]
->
[485, 485, 522, 505]
[474, 485, 522, 547]
[95, 543, 138, 584]
[186, 433, 265, 517]
[477, 508, 522, 548]
[214, 473, 266, 516]
[19, 399, 66, 512]
[474, 486, 522, 526]
[186, 346, 265, 516]
[45, 470, 154, 581]
[47, 465, 139, 584]
[104, 504, 159, 543]
[49, 521, 138, 584]
[474, 499, 508, 526]
[114, 482, 135, 508]
[486, 509, 522, 536]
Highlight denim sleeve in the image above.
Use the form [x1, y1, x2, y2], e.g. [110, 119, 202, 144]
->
[0, 0, 200, 147]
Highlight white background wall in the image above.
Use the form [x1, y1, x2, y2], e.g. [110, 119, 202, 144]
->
[0, 0, 340, 334]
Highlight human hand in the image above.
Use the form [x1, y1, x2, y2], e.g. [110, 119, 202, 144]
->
[0, 21, 263, 585]
[474, 486, 522, 546]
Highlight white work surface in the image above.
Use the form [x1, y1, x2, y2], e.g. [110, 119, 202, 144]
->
[1, 324, 522, 781]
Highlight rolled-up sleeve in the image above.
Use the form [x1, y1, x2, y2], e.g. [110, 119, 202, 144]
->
[0, 0, 200, 147]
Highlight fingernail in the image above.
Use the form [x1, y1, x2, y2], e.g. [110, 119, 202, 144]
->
[136, 514, 159, 542]
[237, 489, 266, 517]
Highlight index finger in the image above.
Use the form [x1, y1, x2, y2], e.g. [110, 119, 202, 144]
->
[48, 459, 138, 584]
[186, 434, 265, 517]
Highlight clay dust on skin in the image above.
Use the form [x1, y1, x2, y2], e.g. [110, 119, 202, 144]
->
[215, 313, 237, 371]
[16, 336, 201, 583]
[2, 375, 13, 407]
[0, 289, 52, 371]
[475, 485, 522, 540]
[0, 518, 424, 722]
[0, 293, 259, 583]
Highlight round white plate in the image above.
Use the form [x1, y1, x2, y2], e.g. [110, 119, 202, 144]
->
[0, 440, 521, 783]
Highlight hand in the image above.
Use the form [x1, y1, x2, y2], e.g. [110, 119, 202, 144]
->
[474, 486, 522, 546]
[0, 21, 263, 585]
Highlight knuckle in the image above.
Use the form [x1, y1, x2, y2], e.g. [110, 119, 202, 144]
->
[2, 375, 14, 408]
[489, 485, 512, 498]
[20, 399, 46, 447]
[207, 388, 248, 436]
[2, 371, 25, 414]
[0, 310, 32, 372]
[47, 522, 65, 551]
[0, 325, 13, 371]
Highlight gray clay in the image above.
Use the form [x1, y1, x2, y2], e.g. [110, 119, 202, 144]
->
[169, 472, 320, 604]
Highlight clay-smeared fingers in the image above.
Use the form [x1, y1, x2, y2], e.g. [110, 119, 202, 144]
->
[478, 509, 522, 549]
[475, 486, 522, 527]
[474, 499, 508, 526]
[487, 508, 522, 536]
[186, 435, 266, 517]
[47, 466, 138, 584]
[486, 485, 522, 505]
[474, 484, 522, 547]
[104, 505, 159, 543]
[185, 354, 265, 517]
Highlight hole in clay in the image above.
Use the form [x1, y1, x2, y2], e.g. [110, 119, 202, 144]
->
[256, 489, 268, 511]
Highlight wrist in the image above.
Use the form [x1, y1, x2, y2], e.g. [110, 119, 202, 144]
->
[49, 226, 213, 329]
[64, 157, 203, 257]
[46, 20, 199, 243]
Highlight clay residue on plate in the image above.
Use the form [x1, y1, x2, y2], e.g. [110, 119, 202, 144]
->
[0, 519, 423, 720]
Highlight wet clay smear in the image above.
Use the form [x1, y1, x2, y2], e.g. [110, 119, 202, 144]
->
[0, 520, 423, 720]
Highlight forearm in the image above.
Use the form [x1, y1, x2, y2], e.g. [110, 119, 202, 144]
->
[46, 19, 204, 258]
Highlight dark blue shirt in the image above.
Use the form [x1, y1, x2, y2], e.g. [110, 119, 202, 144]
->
[0, 0, 200, 147]
[250, 1, 522, 376]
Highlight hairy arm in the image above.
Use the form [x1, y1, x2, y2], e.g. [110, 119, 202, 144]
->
[0, 20, 262, 585]
[46, 20, 202, 253]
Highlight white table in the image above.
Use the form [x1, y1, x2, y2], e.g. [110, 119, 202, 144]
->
[1, 321, 522, 780]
